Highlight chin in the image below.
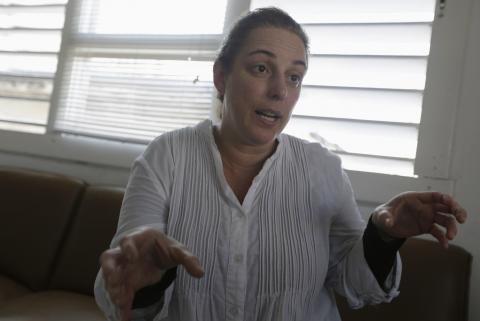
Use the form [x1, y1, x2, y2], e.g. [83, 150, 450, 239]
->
[248, 130, 279, 146]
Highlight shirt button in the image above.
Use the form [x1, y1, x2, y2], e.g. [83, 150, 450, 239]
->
[234, 254, 243, 263]
[230, 307, 239, 315]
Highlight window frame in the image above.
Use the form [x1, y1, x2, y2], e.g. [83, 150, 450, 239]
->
[414, 0, 473, 179]
[0, 0, 470, 202]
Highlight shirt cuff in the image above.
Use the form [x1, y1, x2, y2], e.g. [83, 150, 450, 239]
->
[363, 216, 405, 287]
[131, 267, 177, 309]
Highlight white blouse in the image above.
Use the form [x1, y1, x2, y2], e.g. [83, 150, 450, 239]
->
[95, 119, 401, 321]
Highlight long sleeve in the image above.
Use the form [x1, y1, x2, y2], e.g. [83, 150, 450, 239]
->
[94, 134, 175, 321]
[321, 166, 402, 309]
[131, 268, 177, 309]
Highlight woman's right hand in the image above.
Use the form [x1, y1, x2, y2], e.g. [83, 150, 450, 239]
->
[99, 227, 204, 321]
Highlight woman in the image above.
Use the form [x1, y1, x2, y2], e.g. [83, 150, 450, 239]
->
[94, 7, 467, 321]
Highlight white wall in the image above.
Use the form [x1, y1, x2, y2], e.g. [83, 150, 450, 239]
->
[450, 0, 480, 319]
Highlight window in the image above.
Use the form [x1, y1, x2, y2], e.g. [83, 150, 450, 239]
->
[0, 0, 67, 134]
[50, 0, 227, 142]
[0, 0, 463, 184]
[251, 0, 437, 176]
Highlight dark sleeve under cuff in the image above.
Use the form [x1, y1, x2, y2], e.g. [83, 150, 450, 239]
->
[363, 216, 406, 287]
[131, 267, 177, 309]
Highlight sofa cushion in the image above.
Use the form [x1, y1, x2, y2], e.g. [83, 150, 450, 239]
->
[49, 186, 124, 295]
[0, 275, 31, 305]
[336, 237, 472, 321]
[0, 167, 85, 291]
[0, 290, 106, 321]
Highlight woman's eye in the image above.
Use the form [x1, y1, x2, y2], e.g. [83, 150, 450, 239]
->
[254, 64, 268, 73]
[289, 74, 302, 87]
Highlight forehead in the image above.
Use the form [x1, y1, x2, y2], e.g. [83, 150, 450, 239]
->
[238, 27, 307, 62]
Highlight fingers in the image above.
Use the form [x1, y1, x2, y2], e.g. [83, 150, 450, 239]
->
[106, 280, 133, 321]
[119, 236, 139, 261]
[413, 191, 444, 204]
[110, 282, 133, 313]
[100, 227, 204, 321]
[433, 212, 457, 240]
[117, 284, 134, 321]
[429, 211, 462, 248]
[155, 239, 205, 278]
[429, 224, 449, 249]
[440, 194, 467, 223]
[118, 227, 205, 278]
[381, 191, 467, 247]
[413, 191, 467, 224]
[100, 249, 135, 320]
[100, 248, 122, 275]
[119, 306, 130, 321]
[100, 248, 127, 293]
[118, 227, 157, 261]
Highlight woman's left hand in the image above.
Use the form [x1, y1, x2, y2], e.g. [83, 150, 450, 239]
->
[371, 191, 467, 248]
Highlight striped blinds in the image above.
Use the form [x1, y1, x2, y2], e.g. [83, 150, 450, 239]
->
[251, 0, 436, 176]
[0, 0, 67, 134]
[52, 0, 227, 143]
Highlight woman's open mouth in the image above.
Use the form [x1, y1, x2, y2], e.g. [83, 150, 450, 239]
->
[255, 109, 281, 123]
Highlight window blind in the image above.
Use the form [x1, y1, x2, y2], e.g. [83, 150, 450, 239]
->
[251, 0, 436, 176]
[52, 0, 227, 143]
[0, 0, 67, 133]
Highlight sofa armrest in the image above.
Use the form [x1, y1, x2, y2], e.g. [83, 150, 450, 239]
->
[336, 237, 472, 321]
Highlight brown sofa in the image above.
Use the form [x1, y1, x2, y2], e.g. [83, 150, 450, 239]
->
[0, 167, 472, 321]
[0, 167, 122, 321]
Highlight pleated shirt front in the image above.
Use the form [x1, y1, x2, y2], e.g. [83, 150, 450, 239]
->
[95, 119, 401, 321]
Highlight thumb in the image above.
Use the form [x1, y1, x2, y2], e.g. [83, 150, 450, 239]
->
[156, 240, 205, 278]
[372, 209, 400, 241]
[180, 254, 205, 278]
[372, 208, 394, 230]
[173, 248, 205, 278]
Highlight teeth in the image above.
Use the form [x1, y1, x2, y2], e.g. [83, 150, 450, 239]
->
[256, 110, 279, 118]
[260, 114, 275, 121]
[262, 111, 276, 117]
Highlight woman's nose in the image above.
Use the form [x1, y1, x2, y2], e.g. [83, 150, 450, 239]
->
[267, 75, 288, 101]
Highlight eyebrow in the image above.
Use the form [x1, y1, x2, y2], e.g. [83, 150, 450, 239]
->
[247, 49, 307, 68]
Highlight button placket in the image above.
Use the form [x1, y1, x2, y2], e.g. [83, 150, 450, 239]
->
[234, 254, 243, 263]
[225, 208, 248, 321]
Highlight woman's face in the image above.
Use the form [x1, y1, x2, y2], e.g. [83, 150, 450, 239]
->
[215, 27, 307, 148]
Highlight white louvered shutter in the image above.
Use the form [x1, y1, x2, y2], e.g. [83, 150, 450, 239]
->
[0, 0, 67, 133]
[251, 0, 437, 176]
[52, 0, 227, 143]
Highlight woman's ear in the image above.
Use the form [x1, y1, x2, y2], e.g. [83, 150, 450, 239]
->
[213, 61, 225, 96]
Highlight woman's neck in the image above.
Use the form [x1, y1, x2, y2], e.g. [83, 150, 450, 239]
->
[213, 125, 278, 204]
[213, 125, 277, 172]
